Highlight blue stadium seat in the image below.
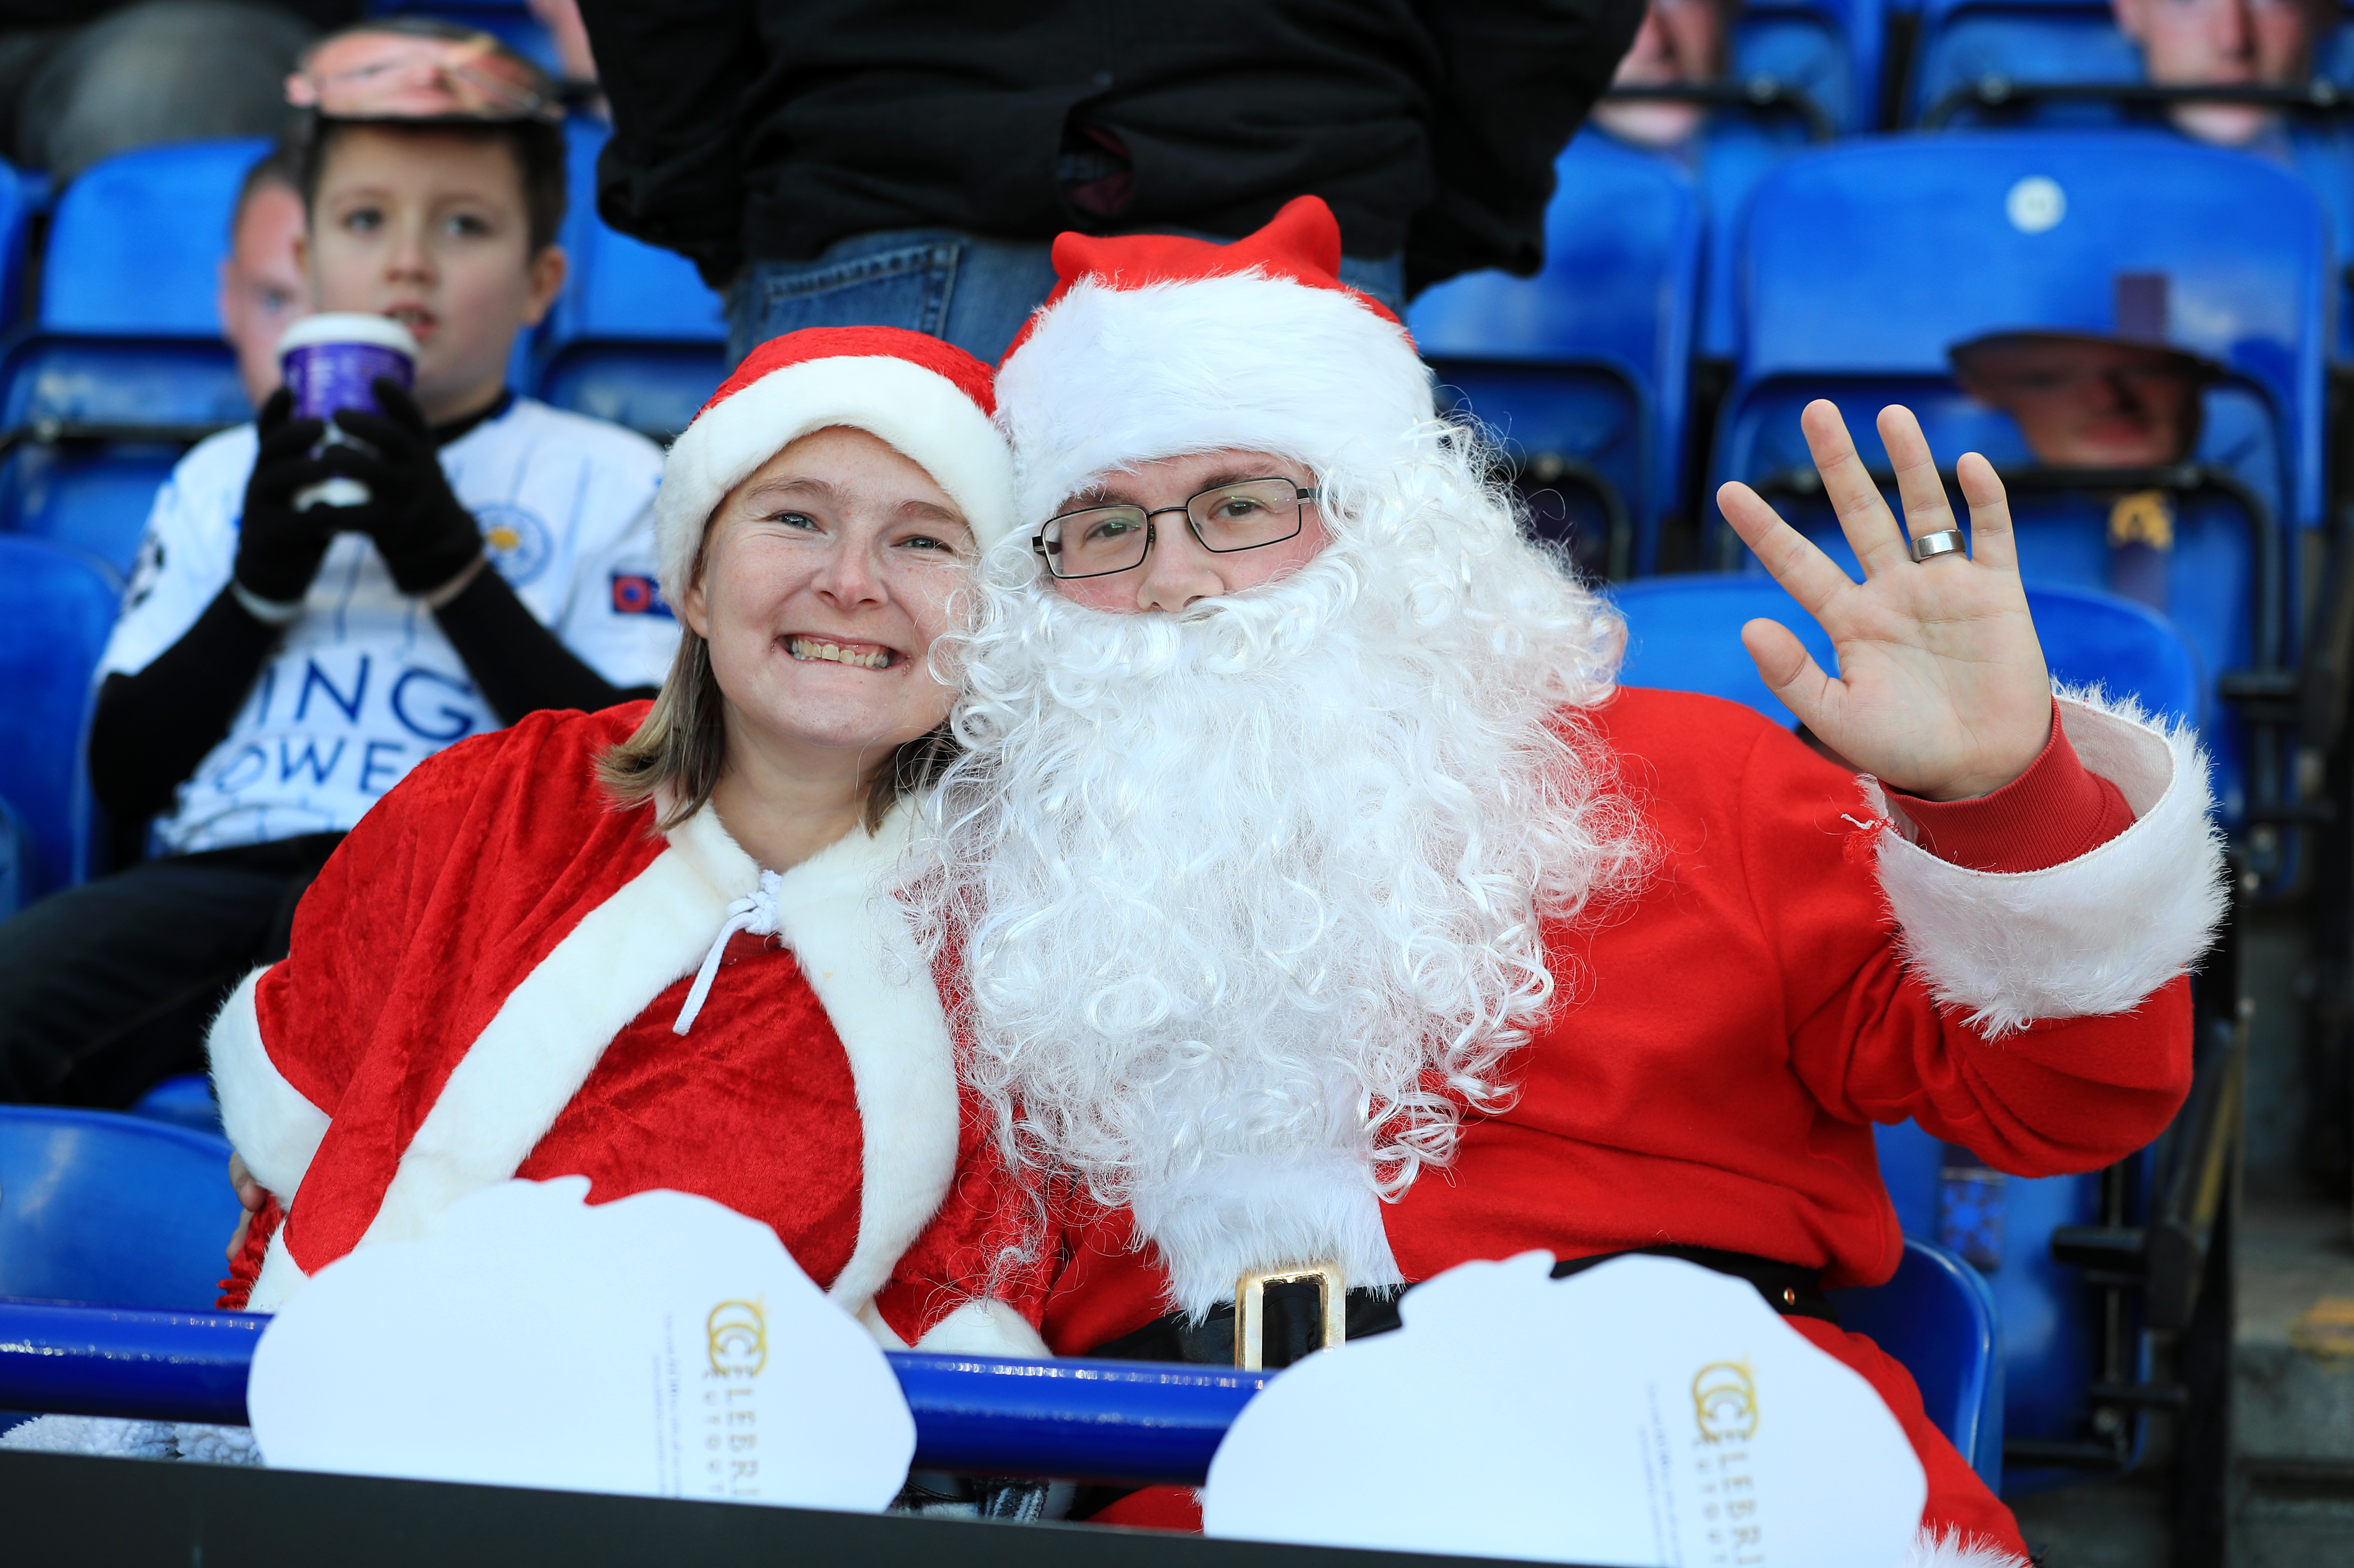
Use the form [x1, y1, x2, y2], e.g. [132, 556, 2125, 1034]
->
[1829, 1238, 2006, 1491]
[0, 1107, 238, 1311]
[1712, 133, 2323, 844]
[0, 137, 264, 572]
[1408, 133, 1702, 576]
[127, 1074, 226, 1140]
[0, 535, 121, 899]
[1725, 0, 1887, 138]
[1906, 0, 2354, 359]
[1615, 569, 2221, 1499]
[532, 119, 727, 440]
[1614, 575, 2204, 729]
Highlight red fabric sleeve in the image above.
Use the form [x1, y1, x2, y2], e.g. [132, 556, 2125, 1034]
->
[869, 1096, 1059, 1347]
[1741, 724, 2194, 1179]
[1889, 699, 2135, 872]
[250, 724, 531, 1125]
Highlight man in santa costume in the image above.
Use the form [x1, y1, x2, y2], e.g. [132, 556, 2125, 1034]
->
[911, 199, 2223, 1564]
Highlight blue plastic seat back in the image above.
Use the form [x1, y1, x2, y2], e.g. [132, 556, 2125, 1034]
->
[1871, 1122, 2156, 1496]
[1611, 574, 1836, 719]
[127, 1074, 226, 1140]
[40, 137, 271, 334]
[1409, 134, 1701, 573]
[1713, 369, 2250, 814]
[0, 1107, 239, 1311]
[1737, 0, 1885, 136]
[1828, 1238, 2005, 1489]
[1734, 133, 2327, 529]
[1614, 571, 2204, 724]
[0, 158, 32, 336]
[0, 536, 120, 898]
[1910, 0, 2354, 126]
[4, 138, 269, 569]
[533, 119, 727, 438]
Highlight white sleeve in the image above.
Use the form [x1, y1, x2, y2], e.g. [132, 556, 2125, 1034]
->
[551, 465, 680, 690]
[96, 452, 239, 680]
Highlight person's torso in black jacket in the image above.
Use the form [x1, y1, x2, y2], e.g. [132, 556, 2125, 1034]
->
[579, 0, 1642, 295]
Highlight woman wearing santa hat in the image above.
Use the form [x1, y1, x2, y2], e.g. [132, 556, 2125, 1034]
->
[205, 326, 1053, 1364]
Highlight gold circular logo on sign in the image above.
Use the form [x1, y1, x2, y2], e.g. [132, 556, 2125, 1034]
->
[1692, 1359, 1758, 1442]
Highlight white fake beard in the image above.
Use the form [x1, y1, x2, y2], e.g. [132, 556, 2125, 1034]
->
[912, 451, 1649, 1317]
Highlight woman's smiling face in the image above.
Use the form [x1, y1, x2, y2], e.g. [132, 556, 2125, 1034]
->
[684, 424, 975, 764]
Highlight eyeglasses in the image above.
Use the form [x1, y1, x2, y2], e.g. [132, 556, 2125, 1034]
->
[1035, 477, 1318, 580]
[287, 30, 560, 123]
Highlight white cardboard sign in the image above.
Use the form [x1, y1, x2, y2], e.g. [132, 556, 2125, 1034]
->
[1203, 1252, 1926, 1566]
[248, 1178, 915, 1510]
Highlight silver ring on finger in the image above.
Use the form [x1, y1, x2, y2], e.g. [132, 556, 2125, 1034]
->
[1908, 528, 1965, 563]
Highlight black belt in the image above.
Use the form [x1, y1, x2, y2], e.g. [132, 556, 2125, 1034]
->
[1086, 1244, 1838, 1372]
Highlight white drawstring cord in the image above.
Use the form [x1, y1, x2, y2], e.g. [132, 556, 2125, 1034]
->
[672, 870, 783, 1035]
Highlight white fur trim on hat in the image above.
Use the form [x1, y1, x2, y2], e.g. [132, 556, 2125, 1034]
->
[994, 272, 1435, 531]
[209, 964, 330, 1203]
[653, 355, 1018, 604]
[1865, 686, 2228, 1037]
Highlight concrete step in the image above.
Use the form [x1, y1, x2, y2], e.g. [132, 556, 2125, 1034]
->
[2233, 1191, 2354, 1562]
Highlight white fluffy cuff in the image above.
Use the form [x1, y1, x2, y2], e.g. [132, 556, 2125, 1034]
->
[1865, 688, 2227, 1037]
[207, 965, 330, 1200]
[913, 1298, 1053, 1360]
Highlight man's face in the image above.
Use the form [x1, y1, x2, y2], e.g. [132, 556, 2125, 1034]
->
[298, 124, 565, 424]
[1044, 448, 1330, 614]
[1956, 338, 2206, 467]
[2113, 0, 2324, 145]
[1591, 0, 1729, 150]
[218, 180, 309, 408]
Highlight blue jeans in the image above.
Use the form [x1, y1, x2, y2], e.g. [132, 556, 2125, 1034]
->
[728, 229, 1407, 369]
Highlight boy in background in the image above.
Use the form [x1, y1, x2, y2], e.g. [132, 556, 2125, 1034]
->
[0, 20, 676, 1109]
[218, 136, 310, 407]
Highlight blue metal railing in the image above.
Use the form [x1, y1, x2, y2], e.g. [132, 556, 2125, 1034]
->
[0, 1298, 1263, 1485]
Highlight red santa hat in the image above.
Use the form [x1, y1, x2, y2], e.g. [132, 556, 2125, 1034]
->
[993, 196, 1435, 531]
[654, 326, 1017, 603]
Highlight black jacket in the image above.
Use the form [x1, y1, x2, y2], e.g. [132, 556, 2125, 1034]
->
[577, 0, 1642, 297]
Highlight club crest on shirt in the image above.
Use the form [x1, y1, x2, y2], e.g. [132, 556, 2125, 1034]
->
[476, 503, 552, 587]
[610, 572, 674, 618]
[124, 532, 165, 610]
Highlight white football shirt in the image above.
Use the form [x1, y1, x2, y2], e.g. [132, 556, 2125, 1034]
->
[100, 397, 679, 855]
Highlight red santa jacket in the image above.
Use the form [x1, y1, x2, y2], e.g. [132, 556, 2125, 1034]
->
[208, 703, 1049, 1358]
[1041, 687, 2219, 1551]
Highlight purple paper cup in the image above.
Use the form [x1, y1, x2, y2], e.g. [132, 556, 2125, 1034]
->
[278, 313, 419, 424]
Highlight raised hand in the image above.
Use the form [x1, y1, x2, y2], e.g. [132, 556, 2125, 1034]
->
[1714, 400, 2052, 801]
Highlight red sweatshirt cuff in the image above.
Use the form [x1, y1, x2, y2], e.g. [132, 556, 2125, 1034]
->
[1889, 699, 2136, 872]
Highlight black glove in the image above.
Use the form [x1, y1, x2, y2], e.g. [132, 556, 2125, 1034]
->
[232, 387, 339, 605]
[319, 378, 486, 598]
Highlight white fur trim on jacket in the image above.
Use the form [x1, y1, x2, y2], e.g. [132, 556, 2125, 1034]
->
[1866, 688, 2227, 1038]
[912, 1298, 1053, 1360]
[267, 804, 960, 1330]
[1141, 1149, 1405, 1323]
[766, 806, 962, 1318]
[245, 1224, 308, 1314]
[207, 965, 330, 1201]
[1904, 1527, 2030, 1568]
[994, 272, 1434, 531]
[653, 355, 1017, 604]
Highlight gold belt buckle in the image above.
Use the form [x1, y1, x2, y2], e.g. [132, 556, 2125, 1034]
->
[1233, 1261, 1347, 1371]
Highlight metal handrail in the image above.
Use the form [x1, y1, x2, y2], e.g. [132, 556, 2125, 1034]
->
[0, 420, 231, 463]
[0, 1299, 1266, 1486]
[1600, 78, 1836, 143]
[1922, 77, 2354, 132]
